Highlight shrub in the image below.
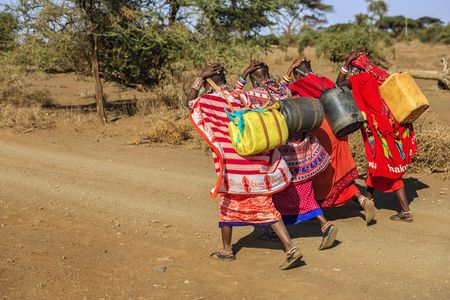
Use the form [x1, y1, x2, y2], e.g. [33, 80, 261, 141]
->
[0, 104, 52, 132]
[0, 11, 18, 51]
[315, 25, 387, 66]
[418, 25, 450, 44]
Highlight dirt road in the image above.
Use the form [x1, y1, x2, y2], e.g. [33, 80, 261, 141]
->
[0, 128, 449, 300]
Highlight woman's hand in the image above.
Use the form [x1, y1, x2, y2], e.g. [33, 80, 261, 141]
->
[199, 63, 224, 80]
[345, 48, 365, 66]
[288, 57, 309, 75]
[242, 61, 262, 78]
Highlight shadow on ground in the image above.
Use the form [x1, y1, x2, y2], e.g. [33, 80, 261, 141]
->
[232, 176, 429, 255]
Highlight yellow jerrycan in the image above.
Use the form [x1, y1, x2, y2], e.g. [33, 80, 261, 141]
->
[379, 72, 430, 124]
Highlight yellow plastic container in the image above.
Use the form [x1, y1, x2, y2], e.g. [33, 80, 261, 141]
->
[379, 72, 430, 124]
[229, 109, 288, 156]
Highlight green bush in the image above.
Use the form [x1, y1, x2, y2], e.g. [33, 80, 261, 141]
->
[315, 25, 387, 66]
[0, 12, 18, 51]
[418, 25, 450, 44]
[298, 26, 322, 54]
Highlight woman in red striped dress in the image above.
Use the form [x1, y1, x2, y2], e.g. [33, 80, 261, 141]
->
[187, 64, 303, 270]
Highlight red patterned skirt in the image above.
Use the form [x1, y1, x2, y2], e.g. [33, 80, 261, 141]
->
[219, 194, 281, 227]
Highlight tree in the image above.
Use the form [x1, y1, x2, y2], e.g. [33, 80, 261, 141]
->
[316, 25, 386, 66]
[354, 13, 369, 26]
[75, 0, 109, 124]
[0, 12, 18, 51]
[270, 0, 332, 41]
[416, 16, 444, 28]
[366, 0, 388, 27]
[378, 15, 418, 37]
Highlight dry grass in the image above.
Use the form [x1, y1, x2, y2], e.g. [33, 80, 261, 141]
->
[348, 132, 368, 175]
[0, 65, 54, 132]
[0, 104, 52, 132]
[128, 107, 209, 150]
[349, 113, 450, 177]
[410, 114, 450, 176]
[135, 71, 196, 115]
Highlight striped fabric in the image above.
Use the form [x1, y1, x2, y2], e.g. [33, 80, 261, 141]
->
[190, 89, 292, 199]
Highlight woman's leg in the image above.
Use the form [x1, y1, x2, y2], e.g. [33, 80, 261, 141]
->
[270, 220, 293, 251]
[394, 186, 411, 212]
[220, 226, 233, 252]
[390, 183, 413, 222]
[271, 220, 304, 270]
[210, 226, 235, 261]
[316, 214, 328, 227]
[355, 190, 376, 224]
[316, 214, 338, 250]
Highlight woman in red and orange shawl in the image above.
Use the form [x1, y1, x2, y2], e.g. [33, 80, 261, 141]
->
[336, 49, 416, 222]
[285, 58, 375, 224]
[187, 64, 303, 270]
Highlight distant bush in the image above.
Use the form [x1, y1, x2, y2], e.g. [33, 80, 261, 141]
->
[418, 25, 450, 44]
[298, 26, 322, 54]
[315, 25, 387, 66]
[0, 12, 18, 51]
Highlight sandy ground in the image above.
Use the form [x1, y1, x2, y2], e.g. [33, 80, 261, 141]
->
[0, 125, 449, 300]
[1, 42, 450, 299]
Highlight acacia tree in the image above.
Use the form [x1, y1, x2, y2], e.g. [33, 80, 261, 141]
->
[75, 0, 108, 124]
[0, 11, 18, 51]
[366, 0, 388, 28]
[270, 0, 332, 40]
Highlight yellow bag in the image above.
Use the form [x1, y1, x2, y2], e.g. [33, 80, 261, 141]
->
[206, 78, 288, 156]
[379, 72, 430, 124]
[227, 109, 288, 156]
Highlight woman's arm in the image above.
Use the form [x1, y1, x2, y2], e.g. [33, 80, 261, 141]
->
[235, 61, 261, 90]
[281, 57, 305, 84]
[186, 64, 223, 106]
[336, 49, 365, 89]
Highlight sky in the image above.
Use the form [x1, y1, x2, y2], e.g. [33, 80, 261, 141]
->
[324, 0, 450, 25]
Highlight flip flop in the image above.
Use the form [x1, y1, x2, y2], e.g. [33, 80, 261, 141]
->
[209, 250, 235, 261]
[319, 223, 338, 250]
[362, 197, 376, 225]
[389, 212, 414, 223]
[279, 247, 303, 270]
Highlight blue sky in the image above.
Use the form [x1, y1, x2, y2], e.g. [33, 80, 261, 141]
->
[324, 0, 450, 24]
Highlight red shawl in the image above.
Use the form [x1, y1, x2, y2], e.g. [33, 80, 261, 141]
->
[190, 90, 292, 199]
[350, 72, 416, 181]
[289, 73, 335, 98]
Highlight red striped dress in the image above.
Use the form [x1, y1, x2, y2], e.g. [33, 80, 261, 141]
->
[189, 87, 292, 227]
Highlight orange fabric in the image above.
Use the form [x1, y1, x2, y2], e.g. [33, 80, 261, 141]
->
[311, 117, 360, 208]
[219, 194, 281, 227]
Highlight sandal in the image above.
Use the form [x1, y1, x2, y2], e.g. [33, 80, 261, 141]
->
[209, 250, 235, 261]
[390, 212, 414, 223]
[359, 196, 375, 225]
[319, 223, 338, 250]
[279, 247, 303, 270]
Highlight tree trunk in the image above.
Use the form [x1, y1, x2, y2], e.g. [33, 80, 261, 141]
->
[390, 69, 450, 90]
[90, 33, 107, 124]
[168, 0, 180, 27]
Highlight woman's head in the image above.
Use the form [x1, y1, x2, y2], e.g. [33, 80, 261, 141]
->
[249, 62, 270, 86]
[293, 58, 313, 80]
